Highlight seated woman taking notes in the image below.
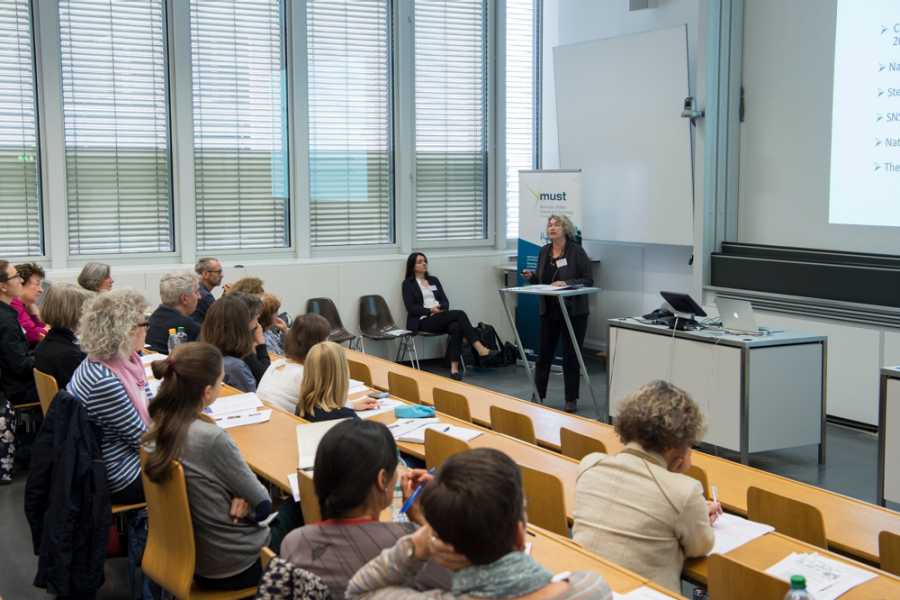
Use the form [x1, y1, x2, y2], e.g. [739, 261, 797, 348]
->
[402, 252, 494, 380]
[572, 380, 718, 592]
[296, 341, 376, 422]
[143, 342, 271, 591]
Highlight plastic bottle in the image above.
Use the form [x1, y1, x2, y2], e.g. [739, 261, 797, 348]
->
[166, 328, 178, 354]
[176, 326, 187, 346]
[784, 575, 814, 600]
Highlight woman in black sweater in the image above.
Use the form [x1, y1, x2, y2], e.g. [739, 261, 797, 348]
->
[34, 283, 91, 390]
[401, 253, 493, 380]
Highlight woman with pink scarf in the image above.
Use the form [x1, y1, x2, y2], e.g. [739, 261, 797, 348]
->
[67, 288, 151, 504]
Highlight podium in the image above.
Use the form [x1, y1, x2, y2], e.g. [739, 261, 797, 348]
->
[498, 285, 602, 417]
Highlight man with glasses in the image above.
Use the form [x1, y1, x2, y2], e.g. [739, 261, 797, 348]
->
[192, 257, 224, 323]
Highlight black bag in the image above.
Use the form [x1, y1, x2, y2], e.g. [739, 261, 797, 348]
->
[473, 322, 519, 368]
[475, 322, 502, 351]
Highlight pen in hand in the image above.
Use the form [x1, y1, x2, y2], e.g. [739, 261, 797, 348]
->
[399, 468, 436, 515]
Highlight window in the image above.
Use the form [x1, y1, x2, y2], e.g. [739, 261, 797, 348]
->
[191, 0, 290, 251]
[414, 0, 488, 242]
[307, 0, 394, 247]
[0, 0, 41, 257]
[505, 0, 537, 240]
[59, 0, 173, 255]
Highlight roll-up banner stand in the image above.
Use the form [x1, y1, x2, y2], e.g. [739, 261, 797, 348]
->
[516, 169, 583, 363]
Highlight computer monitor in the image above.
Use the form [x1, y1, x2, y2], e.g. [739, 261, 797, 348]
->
[659, 291, 707, 320]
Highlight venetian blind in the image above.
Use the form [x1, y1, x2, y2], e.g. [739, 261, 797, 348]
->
[0, 0, 41, 256]
[190, 0, 290, 251]
[59, 0, 173, 255]
[307, 0, 394, 247]
[505, 0, 536, 240]
[414, 0, 488, 242]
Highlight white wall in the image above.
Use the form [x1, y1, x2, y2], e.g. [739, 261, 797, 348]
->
[542, 0, 703, 350]
[43, 251, 515, 361]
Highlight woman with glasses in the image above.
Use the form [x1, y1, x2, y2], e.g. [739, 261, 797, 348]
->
[67, 288, 152, 505]
[0, 260, 37, 483]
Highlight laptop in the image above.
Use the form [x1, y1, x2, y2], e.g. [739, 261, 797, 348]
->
[715, 297, 760, 334]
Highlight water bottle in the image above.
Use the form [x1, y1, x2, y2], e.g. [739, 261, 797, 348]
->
[176, 326, 187, 346]
[166, 328, 178, 354]
[784, 575, 814, 600]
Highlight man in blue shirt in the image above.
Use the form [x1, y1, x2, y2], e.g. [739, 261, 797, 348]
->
[192, 256, 223, 323]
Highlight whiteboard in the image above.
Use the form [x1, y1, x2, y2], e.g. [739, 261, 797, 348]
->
[554, 25, 693, 246]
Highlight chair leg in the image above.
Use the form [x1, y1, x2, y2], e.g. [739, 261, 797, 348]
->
[410, 337, 420, 370]
[360, 337, 367, 354]
[395, 337, 406, 363]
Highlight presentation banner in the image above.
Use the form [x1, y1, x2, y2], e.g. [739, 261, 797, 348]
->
[516, 169, 583, 362]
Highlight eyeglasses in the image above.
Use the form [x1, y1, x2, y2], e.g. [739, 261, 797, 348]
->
[1, 272, 24, 283]
[206, 269, 222, 274]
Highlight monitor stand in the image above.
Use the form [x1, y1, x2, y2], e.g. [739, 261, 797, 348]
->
[671, 311, 699, 331]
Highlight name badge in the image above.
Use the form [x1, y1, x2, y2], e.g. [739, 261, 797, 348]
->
[555, 258, 568, 268]
[429, 285, 438, 291]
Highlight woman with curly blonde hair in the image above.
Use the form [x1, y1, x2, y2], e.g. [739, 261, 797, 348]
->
[572, 380, 718, 592]
[67, 288, 151, 504]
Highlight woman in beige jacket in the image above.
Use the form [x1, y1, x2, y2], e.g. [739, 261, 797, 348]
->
[572, 380, 720, 592]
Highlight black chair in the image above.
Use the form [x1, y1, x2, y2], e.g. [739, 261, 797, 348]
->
[358, 294, 418, 366]
[305, 297, 359, 349]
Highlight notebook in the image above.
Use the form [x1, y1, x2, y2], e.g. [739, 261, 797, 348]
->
[296, 419, 350, 470]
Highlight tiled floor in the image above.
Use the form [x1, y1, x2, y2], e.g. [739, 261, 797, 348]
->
[0, 358, 885, 599]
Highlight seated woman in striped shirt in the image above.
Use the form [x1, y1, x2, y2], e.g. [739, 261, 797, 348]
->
[67, 288, 151, 505]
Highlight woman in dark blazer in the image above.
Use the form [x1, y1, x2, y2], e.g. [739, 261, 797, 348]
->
[522, 215, 593, 413]
[34, 284, 91, 390]
[402, 253, 493, 380]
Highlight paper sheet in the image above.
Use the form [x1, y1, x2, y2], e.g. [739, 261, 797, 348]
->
[612, 587, 673, 600]
[387, 418, 440, 439]
[296, 419, 351, 470]
[355, 398, 404, 419]
[765, 552, 876, 600]
[205, 392, 263, 417]
[144, 366, 155, 379]
[139, 353, 159, 365]
[348, 379, 369, 395]
[287, 473, 300, 502]
[147, 379, 161, 398]
[708, 513, 774, 556]
[396, 423, 482, 444]
[214, 409, 271, 430]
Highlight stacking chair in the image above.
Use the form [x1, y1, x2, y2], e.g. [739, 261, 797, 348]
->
[747, 486, 827, 548]
[297, 471, 322, 525]
[358, 295, 419, 366]
[686, 464, 711, 500]
[433, 387, 472, 422]
[388, 371, 421, 404]
[348, 359, 373, 387]
[559, 427, 606, 461]
[34, 368, 59, 416]
[424, 428, 470, 470]
[520, 465, 568, 537]
[880, 530, 900, 576]
[305, 297, 359, 349]
[707, 554, 789, 600]
[142, 459, 259, 599]
[490, 405, 537, 445]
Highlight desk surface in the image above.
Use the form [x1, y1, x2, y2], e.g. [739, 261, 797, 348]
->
[346, 349, 900, 565]
[609, 317, 826, 349]
[501, 285, 602, 297]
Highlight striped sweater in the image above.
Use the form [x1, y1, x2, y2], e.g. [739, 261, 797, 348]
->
[67, 359, 149, 493]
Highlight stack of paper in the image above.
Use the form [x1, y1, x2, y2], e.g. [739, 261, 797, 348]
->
[611, 587, 673, 600]
[389, 419, 482, 444]
[296, 419, 350, 470]
[707, 513, 774, 555]
[765, 552, 876, 600]
[355, 398, 404, 419]
[204, 393, 269, 430]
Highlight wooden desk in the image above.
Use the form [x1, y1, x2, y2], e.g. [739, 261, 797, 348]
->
[348, 350, 900, 565]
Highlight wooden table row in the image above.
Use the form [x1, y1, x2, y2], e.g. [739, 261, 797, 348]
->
[223, 383, 900, 597]
[346, 349, 900, 567]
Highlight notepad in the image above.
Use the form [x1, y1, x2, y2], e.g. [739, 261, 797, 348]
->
[765, 552, 876, 600]
[205, 393, 263, 417]
[395, 422, 482, 444]
[355, 398, 404, 419]
[296, 419, 350, 470]
[214, 409, 271, 430]
[612, 587, 673, 600]
[707, 513, 774, 556]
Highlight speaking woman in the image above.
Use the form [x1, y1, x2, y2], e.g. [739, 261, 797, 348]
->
[521, 215, 593, 413]
[402, 253, 493, 380]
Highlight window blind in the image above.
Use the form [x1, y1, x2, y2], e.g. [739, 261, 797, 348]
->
[505, 0, 536, 240]
[59, 0, 173, 255]
[414, 0, 488, 242]
[307, 0, 394, 247]
[0, 0, 41, 257]
[191, 0, 290, 251]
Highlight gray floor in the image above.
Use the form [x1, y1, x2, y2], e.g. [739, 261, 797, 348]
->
[0, 357, 885, 599]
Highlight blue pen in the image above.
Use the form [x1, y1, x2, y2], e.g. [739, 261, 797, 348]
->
[399, 468, 435, 514]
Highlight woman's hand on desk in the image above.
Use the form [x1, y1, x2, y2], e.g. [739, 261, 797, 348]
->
[351, 397, 379, 411]
[706, 500, 722, 525]
[550, 280, 567, 288]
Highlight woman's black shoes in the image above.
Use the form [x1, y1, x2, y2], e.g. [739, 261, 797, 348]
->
[450, 372, 463, 381]
[564, 401, 577, 413]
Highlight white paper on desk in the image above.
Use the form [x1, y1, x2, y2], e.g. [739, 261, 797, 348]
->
[355, 398, 404, 419]
[206, 392, 263, 417]
[215, 409, 271, 430]
[348, 378, 369, 395]
[287, 473, 300, 502]
[144, 366, 155, 379]
[139, 353, 159, 365]
[708, 513, 774, 556]
[612, 587, 673, 600]
[296, 419, 350, 470]
[765, 552, 876, 600]
[385, 328, 411, 336]
[387, 417, 440, 440]
[397, 423, 481, 444]
[147, 379, 161, 398]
